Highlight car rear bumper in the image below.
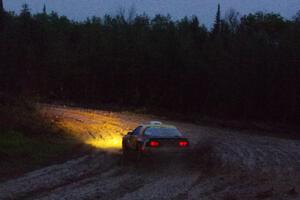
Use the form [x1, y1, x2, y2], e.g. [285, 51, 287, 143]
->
[142, 147, 190, 156]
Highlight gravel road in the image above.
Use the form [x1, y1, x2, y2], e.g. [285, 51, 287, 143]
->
[0, 106, 299, 200]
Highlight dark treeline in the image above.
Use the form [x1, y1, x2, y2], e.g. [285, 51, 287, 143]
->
[1, 5, 300, 123]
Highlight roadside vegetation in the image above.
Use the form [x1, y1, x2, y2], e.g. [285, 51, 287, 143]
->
[0, 94, 83, 181]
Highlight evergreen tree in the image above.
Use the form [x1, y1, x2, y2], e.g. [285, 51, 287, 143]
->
[20, 4, 31, 18]
[0, 0, 4, 29]
[0, 0, 3, 13]
[43, 4, 47, 14]
[212, 4, 221, 35]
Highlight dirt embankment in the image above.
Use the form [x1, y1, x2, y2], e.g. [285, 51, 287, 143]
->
[0, 105, 299, 200]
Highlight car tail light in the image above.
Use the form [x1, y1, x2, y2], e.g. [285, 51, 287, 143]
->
[149, 140, 160, 147]
[178, 141, 189, 147]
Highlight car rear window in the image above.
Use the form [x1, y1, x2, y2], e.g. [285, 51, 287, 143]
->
[144, 127, 182, 137]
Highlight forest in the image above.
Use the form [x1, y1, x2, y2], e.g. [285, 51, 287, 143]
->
[1, 4, 300, 124]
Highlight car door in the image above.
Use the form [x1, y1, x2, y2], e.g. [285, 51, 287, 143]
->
[127, 126, 142, 150]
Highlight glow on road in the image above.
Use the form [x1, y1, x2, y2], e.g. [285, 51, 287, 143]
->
[43, 106, 136, 150]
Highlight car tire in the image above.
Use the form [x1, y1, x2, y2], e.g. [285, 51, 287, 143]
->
[122, 144, 130, 165]
[135, 144, 143, 163]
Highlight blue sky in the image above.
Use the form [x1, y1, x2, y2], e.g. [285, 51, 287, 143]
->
[4, 0, 300, 26]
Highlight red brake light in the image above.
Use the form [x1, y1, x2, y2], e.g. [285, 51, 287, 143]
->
[179, 141, 188, 147]
[149, 140, 160, 147]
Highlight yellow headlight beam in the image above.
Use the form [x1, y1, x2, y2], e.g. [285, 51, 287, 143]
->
[85, 136, 122, 149]
[51, 109, 130, 150]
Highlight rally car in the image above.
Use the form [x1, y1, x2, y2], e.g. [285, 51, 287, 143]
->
[122, 121, 189, 161]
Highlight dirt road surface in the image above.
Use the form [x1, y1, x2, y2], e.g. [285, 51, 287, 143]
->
[0, 105, 299, 200]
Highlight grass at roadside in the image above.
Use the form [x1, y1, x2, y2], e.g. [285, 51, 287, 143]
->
[0, 130, 80, 180]
[0, 95, 88, 181]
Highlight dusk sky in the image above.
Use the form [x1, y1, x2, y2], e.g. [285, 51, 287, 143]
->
[4, 0, 300, 26]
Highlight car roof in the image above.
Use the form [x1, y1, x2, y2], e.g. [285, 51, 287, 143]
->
[140, 121, 177, 129]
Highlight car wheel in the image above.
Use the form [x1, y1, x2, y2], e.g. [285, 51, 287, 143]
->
[122, 144, 130, 165]
[135, 144, 143, 163]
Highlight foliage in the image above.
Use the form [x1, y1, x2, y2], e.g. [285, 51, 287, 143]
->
[0, 93, 54, 135]
[0, 93, 79, 180]
[1, 4, 300, 123]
